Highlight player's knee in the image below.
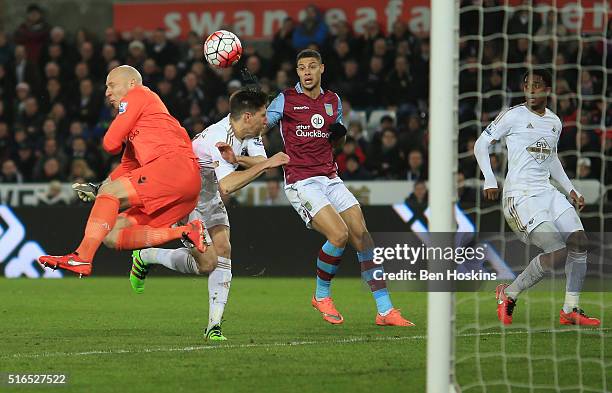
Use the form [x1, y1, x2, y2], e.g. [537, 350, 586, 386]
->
[328, 227, 349, 248]
[566, 231, 588, 252]
[540, 247, 567, 270]
[102, 234, 118, 249]
[193, 252, 217, 274]
[214, 240, 231, 258]
[351, 229, 374, 251]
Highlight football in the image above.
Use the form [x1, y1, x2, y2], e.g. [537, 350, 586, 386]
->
[203, 30, 242, 68]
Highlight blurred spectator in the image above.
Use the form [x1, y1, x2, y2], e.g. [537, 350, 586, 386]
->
[36, 180, 68, 205]
[33, 138, 67, 179]
[576, 157, 595, 180]
[363, 56, 385, 108]
[78, 41, 102, 80]
[405, 149, 427, 181]
[68, 158, 96, 183]
[457, 171, 476, 203]
[367, 129, 404, 179]
[14, 143, 36, 181]
[126, 40, 147, 69]
[74, 78, 103, 128]
[13, 4, 50, 64]
[149, 28, 180, 68]
[336, 137, 366, 173]
[0, 122, 10, 161]
[272, 17, 295, 69]
[331, 59, 364, 107]
[263, 178, 290, 206]
[36, 157, 64, 182]
[406, 180, 428, 221]
[385, 56, 419, 110]
[0, 31, 15, 65]
[341, 154, 373, 180]
[0, 159, 23, 183]
[292, 5, 328, 50]
[10, 45, 42, 94]
[347, 120, 369, 152]
[459, 137, 478, 178]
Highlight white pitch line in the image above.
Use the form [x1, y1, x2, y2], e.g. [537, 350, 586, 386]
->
[4, 327, 609, 360]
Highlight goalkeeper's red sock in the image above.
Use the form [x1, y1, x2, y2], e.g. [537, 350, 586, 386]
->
[115, 225, 189, 250]
[75, 194, 120, 261]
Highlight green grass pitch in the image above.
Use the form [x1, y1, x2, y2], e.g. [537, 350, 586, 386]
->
[0, 277, 610, 393]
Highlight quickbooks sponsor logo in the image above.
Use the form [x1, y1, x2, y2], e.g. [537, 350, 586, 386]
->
[296, 124, 329, 138]
[296, 129, 330, 138]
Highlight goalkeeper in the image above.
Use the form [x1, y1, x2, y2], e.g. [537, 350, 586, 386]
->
[76, 90, 288, 341]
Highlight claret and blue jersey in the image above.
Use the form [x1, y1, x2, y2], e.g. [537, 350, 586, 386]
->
[266, 83, 344, 185]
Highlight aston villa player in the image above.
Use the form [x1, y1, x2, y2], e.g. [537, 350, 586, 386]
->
[266, 49, 413, 326]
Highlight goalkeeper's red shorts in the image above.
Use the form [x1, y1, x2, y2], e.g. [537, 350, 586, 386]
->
[118, 155, 201, 228]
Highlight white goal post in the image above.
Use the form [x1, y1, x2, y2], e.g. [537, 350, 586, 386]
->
[427, 0, 459, 393]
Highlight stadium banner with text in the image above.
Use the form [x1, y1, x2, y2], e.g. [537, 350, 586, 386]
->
[0, 181, 416, 207]
[113, 0, 610, 40]
[2, 204, 612, 285]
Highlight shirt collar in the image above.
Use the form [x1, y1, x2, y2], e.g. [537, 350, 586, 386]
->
[295, 82, 323, 94]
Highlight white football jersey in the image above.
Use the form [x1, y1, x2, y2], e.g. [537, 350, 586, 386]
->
[192, 115, 267, 181]
[483, 104, 563, 197]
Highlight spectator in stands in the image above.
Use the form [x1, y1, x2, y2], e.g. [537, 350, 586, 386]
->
[178, 71, 208, 116]
[340, 154, 373, 180]
[15, 143, 35, 181]
[405, 149, 427, 181]
[398, 113, 426, 153]
[292, 5, 328, 50]
[336, 137, 366, 173]
[457, 171, 476, 204]
[17, 97, 44, 136]
[272, 17, 295, 69]
[0, 159, 23, 183]
[75, 78, 103, 128]
[347, 120, 369, 152]
[126, 40, 147, 69]
[11, 45, 42, 94]
[406, 180, 428, 222]
[385, 56, 418, 111]
[263, 178, 289, 206]
[459, 137, 479, 178]
[367, 128, 404, 179]
[0, 30, 14, 65]
[13, 4, 50, 64]
[149, 28, 179, 68]
[68, 158, 96, 183]
[36, 180, 67, 206]
[576, 157, 595, 180]
[33, 138, 67, 179]
[0, 122, 10, 161]
[36, 157, 64, 182]
[210, 96, 230, 123]
[363, 56, 385, 108]
[331, 59, 364, 107]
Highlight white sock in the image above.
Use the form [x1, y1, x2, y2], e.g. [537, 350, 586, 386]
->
[208, 256, 232, 329]
[563, 250, 587, 313]
[506, 254, 545, 300]
[139, 248, 200, 275]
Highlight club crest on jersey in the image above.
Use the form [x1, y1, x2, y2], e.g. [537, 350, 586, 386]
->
[118, 101, 128, 114]
[311, 114, 324, 129]
[324, 103, 333, 116]
[526, 137, 552, 164]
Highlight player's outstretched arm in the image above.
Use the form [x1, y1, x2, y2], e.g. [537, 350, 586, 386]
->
[474, 134, 500, 200]
[218, 152, 289, 195]
[549, 155, 584, 210]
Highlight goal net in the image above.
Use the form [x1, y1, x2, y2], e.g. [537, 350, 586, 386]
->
[453, 1, 610, 391]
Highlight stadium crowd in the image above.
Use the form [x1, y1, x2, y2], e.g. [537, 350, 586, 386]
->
[0, 3, 610, 203]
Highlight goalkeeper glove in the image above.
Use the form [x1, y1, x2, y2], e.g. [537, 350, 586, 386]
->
[328, 123, 347, 143]
[72, 182, 100, 203]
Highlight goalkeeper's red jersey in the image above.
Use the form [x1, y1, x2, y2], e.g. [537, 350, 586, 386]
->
[103, 85, 196, 166]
